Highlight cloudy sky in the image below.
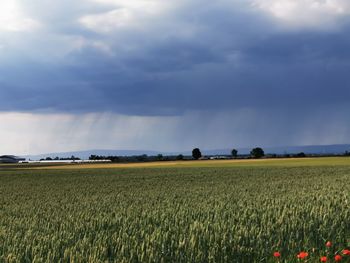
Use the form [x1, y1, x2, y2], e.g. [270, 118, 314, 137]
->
[1, 0, 350, 155]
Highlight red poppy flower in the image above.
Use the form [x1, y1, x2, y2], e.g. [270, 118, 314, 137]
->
[320, 256, 327, 262]
[342, 249, 350, 256]
[297, 252, 309, 259]
[335, 255, 342, 261]
[326, 241, 332, 247]
[273, 252, 281, 258]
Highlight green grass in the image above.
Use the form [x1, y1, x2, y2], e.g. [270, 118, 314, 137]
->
[1, 158, 350, 262]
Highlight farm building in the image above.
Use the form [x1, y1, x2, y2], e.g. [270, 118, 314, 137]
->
[0, 155, 26, 163]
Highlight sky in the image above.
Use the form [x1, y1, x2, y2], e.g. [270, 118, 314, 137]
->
[1, 0, 350, 155]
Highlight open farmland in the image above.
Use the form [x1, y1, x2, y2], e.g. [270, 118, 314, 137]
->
[1, 158, 350, 262]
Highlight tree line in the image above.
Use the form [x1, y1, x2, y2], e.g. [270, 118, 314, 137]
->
[191, 147, 265, 159]
[88, 147, 267, 163]
[38, 147, 350, 163]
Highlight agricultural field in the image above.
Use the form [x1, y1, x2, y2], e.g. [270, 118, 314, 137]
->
[0, 158, 350, 262]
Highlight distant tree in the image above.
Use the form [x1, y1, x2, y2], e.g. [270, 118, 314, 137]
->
[296, 152, 306, 158]
[176, 154, 184, 160]
[345, 151, 350, 156]
[70, 155, 80, 161]
[157, 154, 163, 161]
[136, 154, 148, 162]
[250, 147, 265, 159]
[192, 148, 202, 160]
[45, 157, 53, 161]
[231, 149, 238, 158]
[54, 157, 59, 160]
[107, 156, 120, 162]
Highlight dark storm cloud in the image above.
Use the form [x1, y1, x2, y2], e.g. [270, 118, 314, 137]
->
[1, 0, 350, 116]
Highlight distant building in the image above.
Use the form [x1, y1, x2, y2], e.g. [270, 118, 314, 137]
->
[209, 156, 230, 160]
[0, 155, 26, 163]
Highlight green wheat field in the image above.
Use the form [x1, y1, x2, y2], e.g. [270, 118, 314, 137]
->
[1, 158, 350, 262]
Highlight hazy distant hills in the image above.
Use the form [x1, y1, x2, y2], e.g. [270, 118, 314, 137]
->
[24, 144, 350, 160]
[25, 150, 162, 161]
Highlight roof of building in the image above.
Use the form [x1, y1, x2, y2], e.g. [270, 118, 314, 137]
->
[0, 155, 26, 160]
